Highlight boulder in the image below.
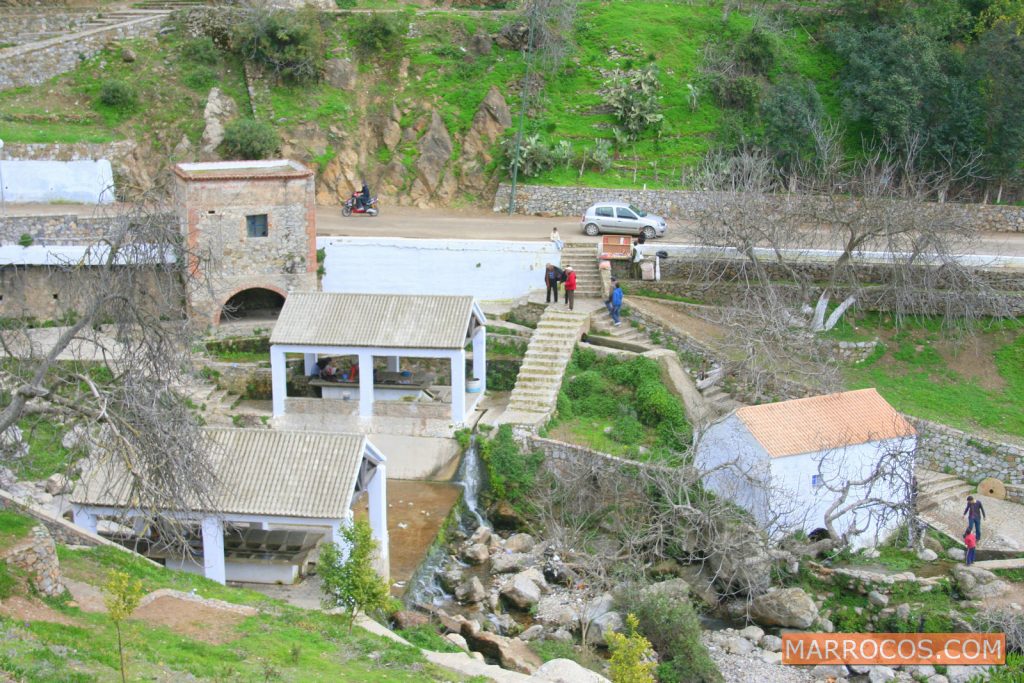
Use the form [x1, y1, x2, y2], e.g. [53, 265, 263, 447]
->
[917, 548, 939, 562]
[759, 634, 783, 652]
[868, 667, 897, 683]
[459, 85, 512, 194]
[501, 570, 543, 610]
[550, 628, 573, 642]
[461, 627, 541, 674]
[490, 499, 524, 530]
[533, 658, 610, 683]
[519, 624, 544, 641]
[750, 588, 819, 629]
[455, 577, 486, 604]
[199, 88, 238, 154]
[495, 21, 529, 50]
[810, 664, 848, 680]
[639, 577, 690, 602]
[470, 526, 492, 545]
[461, 543, 490, 565]
[952, 565, 1009, 600]
[739, 625, 764, 642]
[946, 665, 990, 683]
[392, 610, 429, 630]
[721, 635, 754, 655]
[947, 548, 966, 561]
[439, 568, 463, 594]
[504, 532, 535, 553]
[491, 552, 529, 574]
[761, 650, 783, 665]
[868, 591, 890, 608]
[121, 47, 137, 62]
[445, 632, 469, 650]
[44, 473, 71, 496]
[0, 426, 28, 461]
[895, 603, 911, 620]
[468, 31, 492, 56]
[324, 58, 357, 90]
[585, 610, 623, 648]
[412, 111, 454, 205]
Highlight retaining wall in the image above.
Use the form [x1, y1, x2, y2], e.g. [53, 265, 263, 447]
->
[0, 10, 95, 46]
[912, 418, 1024, 492]
[1, 525, 64, 596]
[493, 184, 1024, 234]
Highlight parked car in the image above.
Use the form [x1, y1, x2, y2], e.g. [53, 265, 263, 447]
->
[580, 201, 667, 239]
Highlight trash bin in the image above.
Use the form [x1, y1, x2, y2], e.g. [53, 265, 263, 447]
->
[640, 260, 656, 281]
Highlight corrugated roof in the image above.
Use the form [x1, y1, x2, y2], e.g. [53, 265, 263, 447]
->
[270, 292, 478, 349]
[734, 388, 916, 458]
[71, 429, 367, 519]
[173, 159, 311, 181]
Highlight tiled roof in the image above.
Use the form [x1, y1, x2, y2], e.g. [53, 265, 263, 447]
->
[734, 388, 916, 458]
[270, 292, 481, 349]
[71, 429, 369, 519]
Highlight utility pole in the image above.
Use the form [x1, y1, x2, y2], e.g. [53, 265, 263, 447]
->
[507, 4, 539, 216]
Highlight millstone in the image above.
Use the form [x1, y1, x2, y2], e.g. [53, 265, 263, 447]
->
[977, 477, 1006, 500]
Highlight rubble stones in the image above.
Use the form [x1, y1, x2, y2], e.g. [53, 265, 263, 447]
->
[533, 658, 610, 683]
[952, 565, 1009, 600]
[501, 570, 543, 610]
[868, 591, 890, 608]
[504, 533, 535, 553]
[460, 542, 490, 565]
[455, 576, 486, 604]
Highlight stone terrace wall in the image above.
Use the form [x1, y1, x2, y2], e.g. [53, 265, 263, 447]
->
[0, 212, 175, 244]
[493, 184, 1024, 234]
[0, 13, 165, 91]
[0, 490, 116, 549]
[1, 525, 64, 596]
[912, 417, 1024, 491]
[0, 10, 96, 46]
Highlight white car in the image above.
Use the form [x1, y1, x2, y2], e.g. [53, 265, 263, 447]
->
[581, 201, 667, 239]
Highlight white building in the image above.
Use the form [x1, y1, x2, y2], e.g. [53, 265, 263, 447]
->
[695, 388, 916, 548]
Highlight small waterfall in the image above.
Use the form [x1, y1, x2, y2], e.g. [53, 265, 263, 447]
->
[404, 436, 489, 606]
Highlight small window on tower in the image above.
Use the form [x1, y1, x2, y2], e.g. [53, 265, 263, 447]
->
[811, 474, 824, 489]
[246, 214, 268, 238]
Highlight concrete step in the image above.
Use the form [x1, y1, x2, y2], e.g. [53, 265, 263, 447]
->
[920, 478, 973, 498]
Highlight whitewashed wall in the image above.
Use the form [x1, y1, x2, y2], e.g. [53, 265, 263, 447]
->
[319, 237, 559, 301]
[3, 159, 115, 204]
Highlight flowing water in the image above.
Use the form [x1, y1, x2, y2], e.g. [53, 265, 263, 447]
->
[456, 438, 486, 529]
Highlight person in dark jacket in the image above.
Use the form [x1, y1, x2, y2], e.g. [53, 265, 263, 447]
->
[358, 182, 370, 209]
[963, 495, 986, 540]
[544, 263, 563, 303]
[609, 280, 623, 326]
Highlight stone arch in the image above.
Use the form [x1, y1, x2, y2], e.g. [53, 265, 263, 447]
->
[216, 284, 288, 324]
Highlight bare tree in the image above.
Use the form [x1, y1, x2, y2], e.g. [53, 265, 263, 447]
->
[0, 198, 218, 548]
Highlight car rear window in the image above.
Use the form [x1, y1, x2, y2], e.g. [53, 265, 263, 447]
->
[595, 206, 613, 217]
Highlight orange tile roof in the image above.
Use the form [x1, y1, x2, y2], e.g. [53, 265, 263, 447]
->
[734, 388, 915, 458]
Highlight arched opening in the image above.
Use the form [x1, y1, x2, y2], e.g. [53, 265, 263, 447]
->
[220, 288, 285, 323]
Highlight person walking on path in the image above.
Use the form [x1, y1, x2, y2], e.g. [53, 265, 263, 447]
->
[964, 529, 977, 565]
[564, 267, 577, 310]
[544, 263, 562, 304]
[608, 280, 623, 326]
[963, 495, 986, 540]
[550, 227, 563, 250]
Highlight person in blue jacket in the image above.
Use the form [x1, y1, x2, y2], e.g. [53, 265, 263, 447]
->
[609, 280, 624, 326]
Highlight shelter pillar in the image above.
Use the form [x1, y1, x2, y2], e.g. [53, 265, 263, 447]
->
[201, 516, 226, 585]
[270, 346, 287, 417]
[471, 325, 486, 394]
[367, 463, 389, 579]
[72, 506, 98, 535]
[330, 514, 354, 563]
[386, 356, 400, 372]
[303, 353, 317, 376]
[357, 351, 374, 419]
[450, 350, 466, 423]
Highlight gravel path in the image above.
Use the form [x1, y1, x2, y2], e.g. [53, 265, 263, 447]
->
[702, 633, 817, 683]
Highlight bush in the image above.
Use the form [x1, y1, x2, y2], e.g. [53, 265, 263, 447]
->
[481, 424, 544, 504]
[737, 27, 779, 75]
[604, 64, 664, 141]
[220, 118, 280, 159]
[17, 233, 33, 248]
[610, 415, 644, 445]
[555, 390, 575, 420]
[572, 347, 600, 371]
[350, 12, 409, 56]
[504, 133, 557, 178]
[565, 370, 608, 400]
[608, 357, 661, 389]
[98, 80, 137, 110]
[710, 75, 760, 111]
[231, 8, 325, 84]
[606, 613, 657, 683]
[631, 589, 722, 683]
[182, 36, 220, 65]
[576, 393, 620, 419]
[183, 65, 217, 90]
[634, 380, 683, 427]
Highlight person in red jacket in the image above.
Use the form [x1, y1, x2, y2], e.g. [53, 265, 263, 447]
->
[564, 266, 577, 310]
[964, 529, 977, 566]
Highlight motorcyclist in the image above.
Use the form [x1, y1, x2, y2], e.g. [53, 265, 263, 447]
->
[357, 182, 370, 210]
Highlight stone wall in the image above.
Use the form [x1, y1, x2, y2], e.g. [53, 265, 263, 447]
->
[0, 14, 165, 91]
[0, 489, 134, 551]
[912, 418, 1024, 491]
[493, 184, 1024, 234]
[0, 10, 95, 46]
[1, 525, 64, 597]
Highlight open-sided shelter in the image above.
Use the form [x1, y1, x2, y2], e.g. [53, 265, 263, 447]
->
[70, 428, 387, 585]
[269, 292, 487, 425]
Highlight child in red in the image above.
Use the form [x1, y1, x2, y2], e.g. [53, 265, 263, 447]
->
[964, 530, 977, 566]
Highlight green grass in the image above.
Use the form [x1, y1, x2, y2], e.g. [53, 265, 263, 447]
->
[12, 544, 474, 681]
[630, 288, 703, 305]
[0, 510, 37, 552]
[14, 418, 75, 481]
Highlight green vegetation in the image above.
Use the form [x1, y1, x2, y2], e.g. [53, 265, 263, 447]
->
[480, 424, 544, 508]
[319, 519, 399, 634]
[550, 349, 690, 462]
[15, 418, 75, 481]
[104, 571, 144, 683]
[629, 587, 722, 683]
[394, 624, 461, 653]
[205, 336, 270, 363]
[231, 7, 327, 84]
[220, 118, 280, 159]
[606, 613, 657, 683]
[0, 511, 37, 553]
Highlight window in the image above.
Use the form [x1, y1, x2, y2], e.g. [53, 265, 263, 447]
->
[811, 474, 824, 489]
[616, 207, 637, 220]
[595, 206, 614, 218]
[246, 214, 268, 238]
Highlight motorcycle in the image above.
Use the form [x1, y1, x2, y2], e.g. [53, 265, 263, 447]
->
[342, 193, 379, 217]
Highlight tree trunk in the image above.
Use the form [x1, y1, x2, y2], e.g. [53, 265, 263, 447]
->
[822, 295, 856, 332]
[810, 290, 830, 332]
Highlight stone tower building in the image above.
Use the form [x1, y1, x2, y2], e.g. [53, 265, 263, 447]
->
[173, 160, 317, 324]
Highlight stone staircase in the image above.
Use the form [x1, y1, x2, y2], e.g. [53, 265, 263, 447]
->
[178, 378, 244, 428]
[499, 306, 590, 426]
[559, 243, 602, 298]
[917, 468, 974, 513]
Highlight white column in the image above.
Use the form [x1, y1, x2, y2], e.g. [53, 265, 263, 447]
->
[72, 506, 98, 535]
[471, 325, 486, 394]
[330, 514, 353, 563]
[303, 353, 317, 376]
[450, 350, 466, 424]
[270, 345, 288, 417]
[386, 356, 400, 372]
[357, 351, 374, 418]
[201, 516, 226, 585]
[366, 462, 385, 573]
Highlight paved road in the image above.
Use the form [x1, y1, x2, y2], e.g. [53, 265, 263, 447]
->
[6, 203, 1024, 258]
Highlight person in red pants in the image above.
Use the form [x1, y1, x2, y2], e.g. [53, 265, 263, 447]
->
[564, 267, 577, 310]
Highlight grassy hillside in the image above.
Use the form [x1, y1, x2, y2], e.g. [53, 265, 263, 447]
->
[0, 511, 472, 682]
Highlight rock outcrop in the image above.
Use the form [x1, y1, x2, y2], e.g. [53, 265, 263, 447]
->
[749, 587, 819, 629]
[459, 85, 511, 196]
[199, 88, 238, 155]
[410, 111, 456, 207]
[952, 565, 1009, 600]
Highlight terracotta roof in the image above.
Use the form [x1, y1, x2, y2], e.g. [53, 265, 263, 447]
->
[270, 292, 484, 350]
[72, 429, 376, 519]
[734, 388, 915, 458]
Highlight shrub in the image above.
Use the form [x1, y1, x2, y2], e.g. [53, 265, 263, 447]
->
[608, 357, 661, 389]
[481, 424, 544, 504]
[737, 27, 779, 75]
[504, 133, 557, 177]
[761, 78, 824, 170]
[17, 233, 33, 247]
[606, 613, 657, 683]
[0, 564, 15, 600]
[319, 519, 398, 634]
[231, 7, 325, 84]
[565, 370, 608, 400]
[220, 118, 280, 159]
[591, 139, 613, 172]
[183, 65, 217, 90]
[631, 590, 722, 683]
[335, 0, 357, 6]
[710, 75, 760, 111]
[350, 12, 409, 56]
[634, 380, 683, 426]
[98, 80, 137, 110]
[610, 415, 644, 445]
[556, 389, 575, 420]
[576, 393, 620, 419]
[573, 346, 600, 371]
[182, 36, 220, 65]
[604, 64, 664, 141]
